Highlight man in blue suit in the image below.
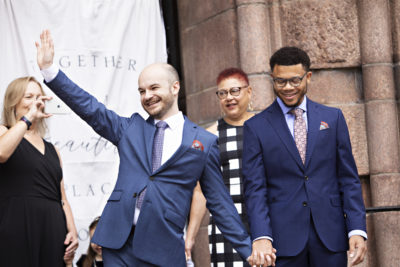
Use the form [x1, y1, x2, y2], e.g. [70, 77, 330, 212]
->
[243, 47, 367, 267]
[36, 30, 252, 266]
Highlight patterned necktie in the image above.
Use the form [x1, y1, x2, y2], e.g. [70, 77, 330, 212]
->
[136, 120, 168, 209]
[292, 108, 307, 164]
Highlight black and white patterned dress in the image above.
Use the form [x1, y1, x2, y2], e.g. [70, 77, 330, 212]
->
[209, 119, 250, 267]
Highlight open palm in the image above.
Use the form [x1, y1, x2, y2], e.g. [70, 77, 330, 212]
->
[35, 30, 55, 70]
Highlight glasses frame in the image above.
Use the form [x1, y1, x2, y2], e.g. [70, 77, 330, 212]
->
[215, 86, 248, 100]
[272, 72, 308, 89]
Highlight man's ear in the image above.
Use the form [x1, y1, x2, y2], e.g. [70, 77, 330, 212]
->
[306, 71, 312, 83]
[172, 81, 180, 96]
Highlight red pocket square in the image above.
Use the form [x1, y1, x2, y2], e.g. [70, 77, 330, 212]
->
[320, 121, 329, 130]
[191, 140, 204, 151]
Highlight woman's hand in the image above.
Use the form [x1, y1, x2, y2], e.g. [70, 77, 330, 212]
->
[24, 95, 52, 122]
[64, 231, 79, 261]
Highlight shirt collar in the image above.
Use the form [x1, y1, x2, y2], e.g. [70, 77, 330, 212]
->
[277, 96, 307, 115]
[154, 111, 184, 130]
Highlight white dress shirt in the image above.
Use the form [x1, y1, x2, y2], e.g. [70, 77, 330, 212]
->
[276, 96, 308, 137]
[133, 112, 184, 224]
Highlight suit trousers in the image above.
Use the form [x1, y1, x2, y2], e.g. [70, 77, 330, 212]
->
[276, 215, 347, 267]
[102, 226, 157, 267]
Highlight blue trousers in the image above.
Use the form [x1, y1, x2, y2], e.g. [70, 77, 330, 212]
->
[102, 226, 157, 267]
[276, 217, 347, 267]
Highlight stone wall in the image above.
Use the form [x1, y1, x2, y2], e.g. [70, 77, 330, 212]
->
[177, 0, 400, 266]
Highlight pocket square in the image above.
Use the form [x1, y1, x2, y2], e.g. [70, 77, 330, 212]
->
[191, 140, 204, 151]
[320, 121, 329, 130]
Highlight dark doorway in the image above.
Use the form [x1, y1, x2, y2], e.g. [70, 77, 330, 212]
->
[161, 0, 186, 115]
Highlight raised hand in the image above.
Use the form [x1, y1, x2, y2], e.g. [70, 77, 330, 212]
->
[35, 29, 55, 70]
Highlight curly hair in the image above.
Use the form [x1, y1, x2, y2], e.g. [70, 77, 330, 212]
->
[269, 46, 311, 72]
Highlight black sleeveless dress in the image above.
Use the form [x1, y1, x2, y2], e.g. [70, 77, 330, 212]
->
[208, 119, 250, 267]
[0, 138, 67, 267]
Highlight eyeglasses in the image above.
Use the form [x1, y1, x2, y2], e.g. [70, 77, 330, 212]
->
[272, 73, 307, 88]
[216, 86, 248, 100]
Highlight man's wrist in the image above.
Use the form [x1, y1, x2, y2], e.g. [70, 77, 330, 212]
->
[40, 63, 59, 83]
[253, 236, 273, 242]
[348, 230, 367, 240]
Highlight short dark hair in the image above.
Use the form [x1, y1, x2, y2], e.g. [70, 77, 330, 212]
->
[217, 67, 249, 85]
[269, 46, 311, 72]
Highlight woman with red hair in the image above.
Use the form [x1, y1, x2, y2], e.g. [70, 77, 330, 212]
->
[185, 68, 253, 266]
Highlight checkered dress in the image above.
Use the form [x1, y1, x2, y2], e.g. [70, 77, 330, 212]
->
[209, 119, 250, 267]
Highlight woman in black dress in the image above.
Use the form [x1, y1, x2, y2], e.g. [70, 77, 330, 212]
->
[0, 76, 78, 267]
[185, 68, 254, 266]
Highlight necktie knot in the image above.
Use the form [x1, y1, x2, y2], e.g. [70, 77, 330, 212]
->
[291, 108, 304, 118]
[156, 120, 168, 129]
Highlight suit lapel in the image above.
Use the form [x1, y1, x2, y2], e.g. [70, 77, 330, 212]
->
[145, 117, 156, 172]
[265, 101, 304, 169]
[305, 100, 320, 168]
[154, 117, 197, 174]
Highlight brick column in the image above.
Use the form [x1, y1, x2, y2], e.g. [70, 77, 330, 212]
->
[236, 0, 275, 110]
[358, 0, 400, 265]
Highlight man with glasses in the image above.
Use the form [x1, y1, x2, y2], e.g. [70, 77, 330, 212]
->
[242, 46, 367, 267]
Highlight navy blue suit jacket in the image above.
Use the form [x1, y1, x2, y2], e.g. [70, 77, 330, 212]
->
[45, 71, 251, 266]
[242, 99, 366, 256]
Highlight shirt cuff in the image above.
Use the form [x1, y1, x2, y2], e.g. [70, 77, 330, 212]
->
[253, 236, 273, 242]
[40, 64, 59, 83]
[348, 230, 367, 240]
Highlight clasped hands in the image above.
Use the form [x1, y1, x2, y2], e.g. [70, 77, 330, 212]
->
[247, 239, 277, 267]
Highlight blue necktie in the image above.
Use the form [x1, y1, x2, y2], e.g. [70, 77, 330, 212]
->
[136, 120, 168, 209]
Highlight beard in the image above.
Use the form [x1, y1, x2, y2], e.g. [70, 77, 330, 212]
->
[143, 94, 175, 120]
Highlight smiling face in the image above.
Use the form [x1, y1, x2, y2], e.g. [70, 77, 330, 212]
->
[15, 81, 44, 120]
[218, 77, 252, 121]
[138, 64, 180, 120]
[272, 63, 311, 107]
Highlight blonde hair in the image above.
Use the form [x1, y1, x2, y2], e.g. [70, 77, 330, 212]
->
[1, 76, 47, 137]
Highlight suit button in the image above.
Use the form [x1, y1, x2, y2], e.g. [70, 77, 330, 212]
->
[149, 176, 154, 181]
[133, 193, 137, 198]
[305, 176, 309, 181]
[303, 201, 308, 207]
[344, 213, 347, 218]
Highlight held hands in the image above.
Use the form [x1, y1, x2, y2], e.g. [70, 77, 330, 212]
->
[348, 235, 367, 266]
[63, 231, 79, 264]
[247, 239, 277, 267]
[35, 29, 54, 70]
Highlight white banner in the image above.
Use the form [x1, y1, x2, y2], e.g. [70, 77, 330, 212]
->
[0, 0, 167, 264]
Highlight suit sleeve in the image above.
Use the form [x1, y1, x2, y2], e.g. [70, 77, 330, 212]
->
[336, 110, 367, 233]
[242, 122, 272, 240]
[45, 70, 131, 145]
[199, 138, 252, 260]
